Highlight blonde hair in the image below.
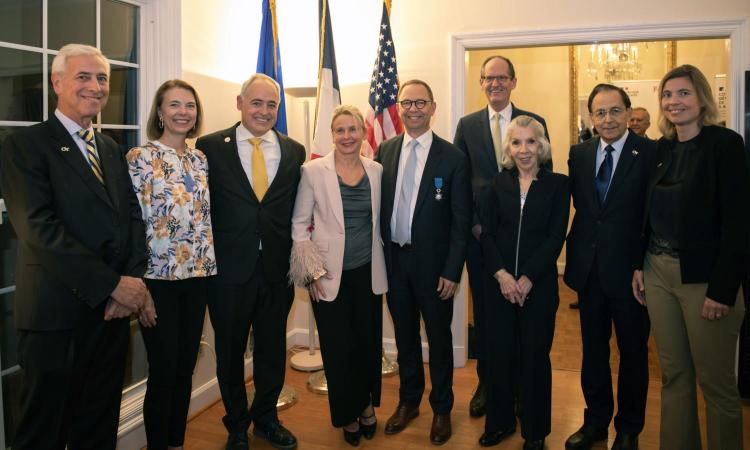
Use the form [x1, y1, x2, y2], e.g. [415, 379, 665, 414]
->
[658, 64, 718, 139]
[330, 105, 365, 131]
[500, 115, 552, 169]
[51, 44, 110, 77]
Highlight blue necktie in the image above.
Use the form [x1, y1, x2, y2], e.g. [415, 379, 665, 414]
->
[595, 145, 614, 206]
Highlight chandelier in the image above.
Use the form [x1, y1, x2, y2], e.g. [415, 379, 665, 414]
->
[586, 43, 642, 81]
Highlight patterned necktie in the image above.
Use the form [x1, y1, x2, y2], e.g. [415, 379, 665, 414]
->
[393, 140, 418, 245]
[595, 144, 614, 206]
[250, 137, 268, 200]
[77, 129, 104, 184]
[490, 112, 503, 172]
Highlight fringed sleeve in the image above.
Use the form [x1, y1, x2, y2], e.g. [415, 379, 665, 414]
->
[289, 240, 327, 287]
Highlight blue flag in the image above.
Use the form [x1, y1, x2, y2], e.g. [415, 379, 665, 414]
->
[256, 0, 287, 134]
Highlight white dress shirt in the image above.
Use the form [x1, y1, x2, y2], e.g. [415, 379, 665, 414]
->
[235, 124, 281, 187]
[390, 130, 433, 242]
[55, 109, 100, 162]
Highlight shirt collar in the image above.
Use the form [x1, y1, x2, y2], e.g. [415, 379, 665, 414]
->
[403, 130, 433, 151]
[236, 123, 278, 145]
[488, 103, 512, 123]
[55, 109, 93, 137]
[598, 129, 629, 154]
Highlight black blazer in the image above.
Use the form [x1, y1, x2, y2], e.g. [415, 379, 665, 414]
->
[196, 124, 305, 284]
[564, 132, 656, 299]
[376, 132, 472, 286]
[479, 168, 569, 285]
[0, 115, 146, 330]
[642, 125, 750, 305]
[454, 103, 551, 225]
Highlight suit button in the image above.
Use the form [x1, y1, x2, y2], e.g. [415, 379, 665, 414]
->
[72, 288, 78, 295]
[596, 220, 602, 225]
[591, 243, 596, 249]
[255, 231, 260, 236]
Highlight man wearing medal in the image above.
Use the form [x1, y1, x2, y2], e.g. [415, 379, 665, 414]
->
[376, 79, 472, 445]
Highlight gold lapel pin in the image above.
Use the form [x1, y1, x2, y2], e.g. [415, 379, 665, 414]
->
[61, 146, 70, 152]
[657, 162, 663, 167]
[224, 137, 231, 143]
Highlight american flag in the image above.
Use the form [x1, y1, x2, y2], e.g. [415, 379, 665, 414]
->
[364, 1, 403, 157]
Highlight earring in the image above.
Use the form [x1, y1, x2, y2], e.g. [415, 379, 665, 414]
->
[159, 116, 164, 129]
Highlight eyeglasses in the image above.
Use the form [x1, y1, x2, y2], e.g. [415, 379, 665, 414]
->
[399, 99, 432, 110]
[592, 107, 626, 121]
[481, 75, 512, 84]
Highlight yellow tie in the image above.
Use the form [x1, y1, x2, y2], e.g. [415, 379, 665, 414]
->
[250, 137, 268, 200]
[77, 129, 104, 184]
[490, 113, 503, 171]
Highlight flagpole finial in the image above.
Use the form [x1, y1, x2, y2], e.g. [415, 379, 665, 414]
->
[385, 0, 392, 15]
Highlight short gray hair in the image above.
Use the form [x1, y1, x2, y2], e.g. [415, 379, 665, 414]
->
[51, 44, 110, 77]
[239, 73, 280, 100]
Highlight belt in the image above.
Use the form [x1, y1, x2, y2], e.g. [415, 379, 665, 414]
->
[647, 236, 679, 258]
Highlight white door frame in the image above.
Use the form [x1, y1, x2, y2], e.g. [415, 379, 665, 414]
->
[449, 19, 749, 137]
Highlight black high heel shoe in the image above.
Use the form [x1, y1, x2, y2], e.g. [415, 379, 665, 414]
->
[343, 425, 361, 446]
[359, 414, 377, 439]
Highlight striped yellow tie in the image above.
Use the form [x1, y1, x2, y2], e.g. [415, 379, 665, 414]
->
[250, 137, 268, 200]
[77, 129, 104, 184]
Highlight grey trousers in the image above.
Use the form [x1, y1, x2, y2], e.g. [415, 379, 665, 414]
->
[644, 252, 745, 450]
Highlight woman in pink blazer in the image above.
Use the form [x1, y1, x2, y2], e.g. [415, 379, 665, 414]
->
[290, 105, 388, 446]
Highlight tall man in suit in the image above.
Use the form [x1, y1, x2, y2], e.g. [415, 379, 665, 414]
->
[377, 79, 471, 445]
[0, 44, 148, 450]
[564, 84, 655, 450]
[453, 55, 550, 417]
[196, 74, 305, 450]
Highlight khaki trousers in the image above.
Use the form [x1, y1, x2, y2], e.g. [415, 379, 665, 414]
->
[644, 252, 745, 450]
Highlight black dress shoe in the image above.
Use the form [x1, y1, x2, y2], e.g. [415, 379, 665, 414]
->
[565, 424, 607, 449]
[430, 414, 452, 445]
[611, 432, 638, 450]
[226, 430, 249, 450]
[384, 404, 419, 435]
[358, 414, 377, 439]
[343, 427, 361, 447]
[469, 382, 487, 418]
[524, 439, 545, 450]
[253, 421, 298, 449]
[478, 426, 516, 447]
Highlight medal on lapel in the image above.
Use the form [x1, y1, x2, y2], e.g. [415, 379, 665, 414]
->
[434, 177, 443, 201]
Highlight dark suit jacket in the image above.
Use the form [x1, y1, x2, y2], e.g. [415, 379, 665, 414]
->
[479, 168, 570, 288]
[454, 104, 551, 225]
[642, 125, 750, 305]
[376, 132, 471, 287]
[0, 115, 146, 330]
[564, 132, 656, 299]
[196, 124, 305, 284]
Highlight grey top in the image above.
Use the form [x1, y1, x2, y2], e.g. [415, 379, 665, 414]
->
[339, 174, 372, 270]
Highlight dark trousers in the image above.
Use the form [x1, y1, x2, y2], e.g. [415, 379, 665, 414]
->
[207, 258, 294, 433]
[386, 244, 455, 414]
[466, 236, 487, 383]
[484, 274, 558, 440]
[13, 302, 129, 450]
[141, 277, 208, 449]
[578, 265, 650, 434]
[312, 262, 383, 427]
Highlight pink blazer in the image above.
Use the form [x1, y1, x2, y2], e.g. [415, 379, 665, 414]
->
[291, 151, 388, 301]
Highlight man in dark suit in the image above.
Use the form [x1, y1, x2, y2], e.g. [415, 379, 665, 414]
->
[196, 73, 305, 450]
[453, 55, 550, 418]
[0, 44, 148, 450]
[564, 84, 655, 450]
[377, 79, 471, 445]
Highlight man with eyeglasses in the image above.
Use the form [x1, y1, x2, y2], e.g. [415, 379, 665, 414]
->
[453, 55, 550, 421]
[376, 79, 471, 445]
[564, 84, 655, 450]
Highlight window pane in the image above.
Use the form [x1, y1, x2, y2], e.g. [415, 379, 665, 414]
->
[48, 0, 96, 50]
[0, 0, 42, 47]
[101, 66, 138, 126]
[100, 128, 139, 156]
[101, 0, 139, 64]
[0, 48, 43, 122]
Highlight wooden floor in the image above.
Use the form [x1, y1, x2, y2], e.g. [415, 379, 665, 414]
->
[183, 280, 750, 449]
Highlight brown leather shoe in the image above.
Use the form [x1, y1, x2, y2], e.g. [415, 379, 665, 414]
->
[430, 414, 452, 445]
[384, 404, 419, 435]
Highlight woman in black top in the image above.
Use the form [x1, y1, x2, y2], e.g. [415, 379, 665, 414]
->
[632, 64, 749, 450]
[478, 115, 570, 450]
